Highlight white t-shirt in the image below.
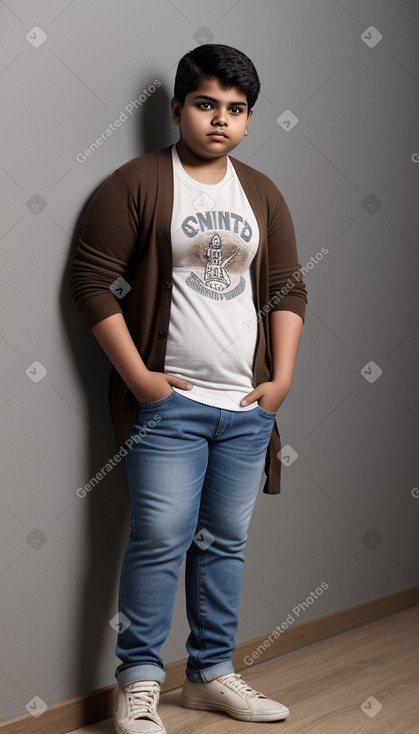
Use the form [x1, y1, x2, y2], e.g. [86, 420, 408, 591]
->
[164, 145, 260, 411]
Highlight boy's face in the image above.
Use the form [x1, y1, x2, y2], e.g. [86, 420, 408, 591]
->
[171, 77, 252, 160]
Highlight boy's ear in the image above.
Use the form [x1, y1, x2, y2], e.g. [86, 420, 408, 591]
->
[244, 108, 253, 136]
[171, 97, 182, 125]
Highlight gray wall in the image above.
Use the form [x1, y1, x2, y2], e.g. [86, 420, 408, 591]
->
[1, 0, 418, 722]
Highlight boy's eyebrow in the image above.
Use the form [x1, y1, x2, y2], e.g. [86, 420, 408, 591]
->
[192, 94, 247, 107]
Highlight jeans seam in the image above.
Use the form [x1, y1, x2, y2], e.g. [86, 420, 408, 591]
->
[257, 405, 277, 418]
[136, 389, 176, 409]
[197, 539, 205, 667]
[117, 461, 136, 653]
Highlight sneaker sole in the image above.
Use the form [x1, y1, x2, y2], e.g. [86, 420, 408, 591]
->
[181, 694, 289, 721]
[114, 717, 166, 734]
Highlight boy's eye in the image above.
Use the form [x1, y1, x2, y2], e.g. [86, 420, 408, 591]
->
[196, 103, 244, 114]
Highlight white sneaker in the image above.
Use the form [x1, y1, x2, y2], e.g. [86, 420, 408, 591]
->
[181, 672, 289, 721]
[114, 680, 166, 734]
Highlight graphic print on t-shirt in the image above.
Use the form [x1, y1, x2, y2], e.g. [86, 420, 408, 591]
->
[178, 212, 254, 300]
[204, 232, 236, 291]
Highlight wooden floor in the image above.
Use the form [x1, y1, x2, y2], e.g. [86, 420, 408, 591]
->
[69, 605, 419, 734]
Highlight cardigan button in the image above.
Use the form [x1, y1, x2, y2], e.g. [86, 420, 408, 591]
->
[158, 330, 167, 338]
[164, 280, 172, 289]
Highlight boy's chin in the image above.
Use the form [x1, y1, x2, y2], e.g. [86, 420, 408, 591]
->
[199, 141, 239, 158]
[180, 142, 231, 160]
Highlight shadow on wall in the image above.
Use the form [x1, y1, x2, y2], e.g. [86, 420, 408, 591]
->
[59, 82, 175, 703]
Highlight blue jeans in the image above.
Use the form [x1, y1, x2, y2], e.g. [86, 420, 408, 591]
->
[114, 390, 276, 688]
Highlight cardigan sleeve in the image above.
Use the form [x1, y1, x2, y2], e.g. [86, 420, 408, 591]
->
[266, 185, 307, 323]
[70, 170, 140, 328]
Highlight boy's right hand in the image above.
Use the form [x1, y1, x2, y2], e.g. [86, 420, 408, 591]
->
[134, 371, 193, 404]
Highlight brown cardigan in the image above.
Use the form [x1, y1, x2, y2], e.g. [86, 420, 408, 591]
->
[71, 146, 307, 494]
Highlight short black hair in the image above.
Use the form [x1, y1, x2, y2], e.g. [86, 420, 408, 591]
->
[174, 44, 260, 109]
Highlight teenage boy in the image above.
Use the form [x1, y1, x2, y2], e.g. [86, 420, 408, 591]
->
[71, 44, 307, 734]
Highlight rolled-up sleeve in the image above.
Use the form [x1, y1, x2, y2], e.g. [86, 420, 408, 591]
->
[70, 170, 139, 328]
[267, 187, 308, 323]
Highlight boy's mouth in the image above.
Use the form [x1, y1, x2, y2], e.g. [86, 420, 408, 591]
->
[207, 130, 229, 139]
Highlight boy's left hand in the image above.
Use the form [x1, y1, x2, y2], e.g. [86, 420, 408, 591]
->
[240, 379, 291, 413]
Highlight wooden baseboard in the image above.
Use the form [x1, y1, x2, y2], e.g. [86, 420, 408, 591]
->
[2, 585, 418, 733]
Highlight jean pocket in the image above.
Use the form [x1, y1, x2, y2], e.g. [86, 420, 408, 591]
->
[136, 389, 176, 409]
[256, 404, 277, 418]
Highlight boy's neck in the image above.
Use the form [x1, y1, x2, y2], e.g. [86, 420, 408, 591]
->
[175, 141, 228, 184]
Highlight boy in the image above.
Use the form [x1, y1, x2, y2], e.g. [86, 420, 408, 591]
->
[71, 44, 307, 734]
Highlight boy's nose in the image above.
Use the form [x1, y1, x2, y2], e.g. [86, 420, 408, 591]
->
[212, 115, 228, 126]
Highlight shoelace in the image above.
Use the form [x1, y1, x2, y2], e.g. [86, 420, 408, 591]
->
[218, 673, 267, 699]
[125, 681, 160, 721]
